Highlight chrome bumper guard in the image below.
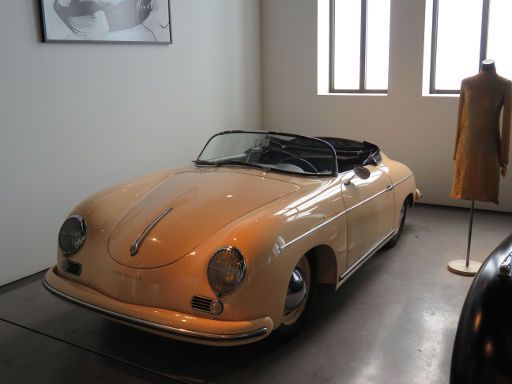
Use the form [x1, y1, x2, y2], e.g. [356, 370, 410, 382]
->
[42, 275, 269, 343]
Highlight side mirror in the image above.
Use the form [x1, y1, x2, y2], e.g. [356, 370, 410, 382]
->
[354, 165, 370, 180]
[344, 165, 371, 185]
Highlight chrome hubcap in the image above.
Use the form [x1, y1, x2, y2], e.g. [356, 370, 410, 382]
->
[283, 256, 311, 326]
[285, 267, 306, 311]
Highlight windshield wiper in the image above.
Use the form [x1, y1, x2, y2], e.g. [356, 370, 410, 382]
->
[194, 159, 271, 172]
[193, 160, 220, 166]
[216, 160, 272, 172]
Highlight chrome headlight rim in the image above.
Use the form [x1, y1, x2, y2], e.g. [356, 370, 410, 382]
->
[58, 215, 87, 257]
[207, 246, 247, 297]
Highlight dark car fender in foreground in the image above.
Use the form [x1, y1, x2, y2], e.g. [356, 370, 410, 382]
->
[451, 232, 512, 384]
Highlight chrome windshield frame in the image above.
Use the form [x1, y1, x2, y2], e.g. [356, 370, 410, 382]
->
[196, 130, 339, 177]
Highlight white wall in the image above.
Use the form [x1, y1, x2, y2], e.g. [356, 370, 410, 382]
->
[0, 0, 261, 286]
[261, 0, 512, 212]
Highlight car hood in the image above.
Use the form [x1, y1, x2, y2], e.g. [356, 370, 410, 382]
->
[108, 169, 300, 268]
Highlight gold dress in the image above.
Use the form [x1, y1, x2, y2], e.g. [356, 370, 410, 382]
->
[450, 70, 511, 204]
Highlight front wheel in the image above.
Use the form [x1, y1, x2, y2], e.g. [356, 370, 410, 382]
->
[274, 255, 316, 340]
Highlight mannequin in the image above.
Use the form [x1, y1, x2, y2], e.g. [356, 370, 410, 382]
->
[448, 59, 511, 276]
[450, 59, 511, 204]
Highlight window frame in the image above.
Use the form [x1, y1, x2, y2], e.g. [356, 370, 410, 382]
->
[429, 0, 490, 94]
[328, 0, 389, 94]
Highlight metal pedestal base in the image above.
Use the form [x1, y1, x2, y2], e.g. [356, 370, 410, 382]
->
[448, 200, 481, 277]
[447, 259, 482, 276]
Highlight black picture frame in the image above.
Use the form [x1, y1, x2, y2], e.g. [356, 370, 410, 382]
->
[40, 0, 172, 44]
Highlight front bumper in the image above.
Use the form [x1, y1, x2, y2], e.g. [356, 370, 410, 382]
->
[43, 267, 273, 346]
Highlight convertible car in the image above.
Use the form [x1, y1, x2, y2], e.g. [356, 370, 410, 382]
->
[44, 131, 420, 346]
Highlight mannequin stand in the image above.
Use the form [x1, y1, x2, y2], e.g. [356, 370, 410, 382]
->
[448, 201, 482, 276]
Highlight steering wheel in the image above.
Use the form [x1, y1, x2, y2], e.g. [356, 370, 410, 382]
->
[259, 145, 319, 173]
[278, 156, 318, 173]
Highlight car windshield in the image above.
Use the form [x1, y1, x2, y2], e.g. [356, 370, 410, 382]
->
[196, 132, 337, 176]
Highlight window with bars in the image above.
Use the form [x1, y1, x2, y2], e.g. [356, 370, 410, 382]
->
[429, 0, 512, 94]
[329, 0, 391, 94]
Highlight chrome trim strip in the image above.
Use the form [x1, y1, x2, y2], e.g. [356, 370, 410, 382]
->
[42, 275, 268, 342]
[343, 188, 389, 215]
[130, 208, 173, 256]
[392, 174, 413, 189]
[280, 174, 412, 251]
[337, 229, 397, 284]
[281, 211, 345, 251]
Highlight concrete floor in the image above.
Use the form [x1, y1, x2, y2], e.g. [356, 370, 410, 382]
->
[1, 205, 511, 384]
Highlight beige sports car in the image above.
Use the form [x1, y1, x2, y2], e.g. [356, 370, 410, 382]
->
[44, 131, 420, 346]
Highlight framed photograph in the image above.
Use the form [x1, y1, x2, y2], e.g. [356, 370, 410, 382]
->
[40, 0, 172, 44]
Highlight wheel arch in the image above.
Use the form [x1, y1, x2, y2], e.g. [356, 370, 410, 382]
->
[306, 244, 338, 286]
[406, 192, 414, 207]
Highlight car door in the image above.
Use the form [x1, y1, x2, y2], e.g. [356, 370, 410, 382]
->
[341, 165, 394, 268]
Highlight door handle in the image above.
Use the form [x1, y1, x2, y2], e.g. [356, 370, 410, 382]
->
[386, 185, 394, 192]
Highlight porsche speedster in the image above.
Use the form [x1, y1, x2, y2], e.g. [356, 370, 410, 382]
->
[44, 131, 420, 346]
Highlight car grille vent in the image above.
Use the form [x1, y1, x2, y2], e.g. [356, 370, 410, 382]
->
[191, 296, 213, 313]
[61, 260, 82, 276]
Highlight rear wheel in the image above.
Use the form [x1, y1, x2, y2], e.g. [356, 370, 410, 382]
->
[385, 199, 408, 249]
[275, 255, 316, 340]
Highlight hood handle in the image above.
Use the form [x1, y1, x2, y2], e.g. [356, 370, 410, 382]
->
[130, 208, 173, 256]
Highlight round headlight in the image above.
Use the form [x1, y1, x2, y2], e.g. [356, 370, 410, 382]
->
[207, 247, 246, 296]
[58, 215, 87, 256]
